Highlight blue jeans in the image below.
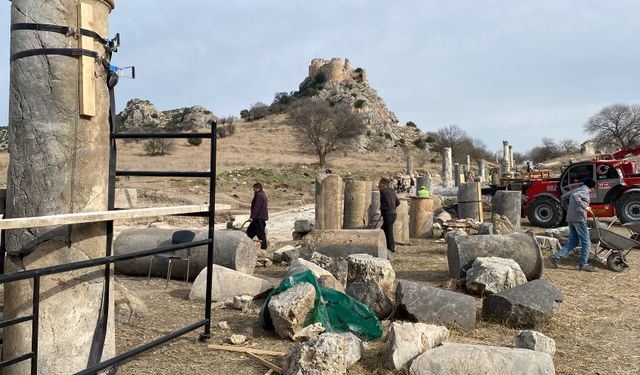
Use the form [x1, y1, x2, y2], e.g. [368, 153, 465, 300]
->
[553, 222, 591, 266]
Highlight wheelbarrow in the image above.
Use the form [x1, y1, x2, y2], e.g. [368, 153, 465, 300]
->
[589, 218, 637, 272]
[621, 221, 640, 247]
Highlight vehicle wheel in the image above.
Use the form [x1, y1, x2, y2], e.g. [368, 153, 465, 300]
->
[615, 192, 640, 223]
[527, 196, 563, 228]
[606, 254, 627, 272]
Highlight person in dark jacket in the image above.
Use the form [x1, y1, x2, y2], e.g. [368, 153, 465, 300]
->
[379, 177, 400, 252]
[247, 182, 268, 250]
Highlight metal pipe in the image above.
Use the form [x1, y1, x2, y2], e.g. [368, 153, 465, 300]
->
[31, 276, 40, 375]
[202, 120, 217, 341]
[116, 171, 211, 178]
[0, 315, 33, 329]
[0, 353, 34, 369]
[111, 132, 212, 139]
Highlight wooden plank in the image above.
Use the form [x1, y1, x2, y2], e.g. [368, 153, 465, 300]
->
[208, 344, 286, 357]
[78, 2, 96, 117]
[264, 370, 274, 375]
[245, 353, 283, 374]
[0, 205, 210, 230]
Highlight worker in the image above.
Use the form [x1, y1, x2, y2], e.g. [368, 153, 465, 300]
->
[418, 185, 430, 198]
[378, 178, 400, 254]
[247, 182, 269, 250]
[548, 179, 598, 272]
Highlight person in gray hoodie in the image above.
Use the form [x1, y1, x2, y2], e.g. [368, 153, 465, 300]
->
[549, 179, 598, 272]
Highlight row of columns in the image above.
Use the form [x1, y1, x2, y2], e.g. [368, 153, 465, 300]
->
[441, 147, 487, 187]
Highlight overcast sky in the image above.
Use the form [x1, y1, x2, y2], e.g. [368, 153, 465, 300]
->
[1, 0, 640, 153]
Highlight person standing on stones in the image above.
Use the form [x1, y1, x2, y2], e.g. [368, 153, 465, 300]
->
[379, 178, 400, 253]
[247, 182, 269, 250]
[549, 179, 598, 272]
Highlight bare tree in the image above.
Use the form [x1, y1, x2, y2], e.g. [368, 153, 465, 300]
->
[559, 138, 580, 154]
[288, 98, 366, 166]
[584, 104, 640, 149]
[426, 125, 470, 163]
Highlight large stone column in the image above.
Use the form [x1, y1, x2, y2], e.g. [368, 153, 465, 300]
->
[502, 140, 511, 173]
[466, 155, 471, 171]
[492, 190, 522, 230]
[409, 197, 434, 238]
[315, 174, 344, 229]
[477, 159, 486, 182]
[343, 179, 372, 229]
[454, 163, 465, 186]
[509, 145, 514, 170]
[4, 1, 116, 374]
[393, 199, 410, 244]
[369, 190, 381, 228]
[457, 182, 483, 222]
[442, 148, 453, 188]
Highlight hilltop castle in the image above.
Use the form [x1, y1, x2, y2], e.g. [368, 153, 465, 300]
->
[307, 58, 368, 85]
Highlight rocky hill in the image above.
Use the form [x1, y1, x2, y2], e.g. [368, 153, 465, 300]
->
[115, 99, 217, 132]
[0, 127, 7, 151]
[296, 58, 422, 150]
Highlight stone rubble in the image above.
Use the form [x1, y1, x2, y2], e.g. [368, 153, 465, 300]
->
[465, 257, 527, 295]
[268, 282, 317, 340]
[346, 254, 396, 319]
[384, 322, 449, 370]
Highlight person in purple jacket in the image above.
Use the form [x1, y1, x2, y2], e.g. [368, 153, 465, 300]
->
[247, 182, 269, 250]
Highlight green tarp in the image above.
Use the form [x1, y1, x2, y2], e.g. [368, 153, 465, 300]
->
[259, 270, 382, 340]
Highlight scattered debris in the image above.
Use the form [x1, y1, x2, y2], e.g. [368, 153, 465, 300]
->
[225, 295, 254, 312]
[465, 257, 527, 295]
[292, 323, 325, 342]
[483, 280, 564, 328]
[492, 214, 515, 234]
[384, 322, 449, 370]
[515, 330, 557, 356]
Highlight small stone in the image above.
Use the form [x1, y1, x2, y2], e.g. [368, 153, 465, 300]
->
[515, 330, 557, 356]
[308, 252, 348, 286]
[534, 235, 562, 254]
[273, 245, 301, 264]
[477, 222, 494, 235]
[292, 322, 325, 342]
[231, 295, 253, 312]
[492, 214, 514, 234]
[216, 321, 230, 330]
[294, 219, 315, 232]
[227, 334, 248, 345]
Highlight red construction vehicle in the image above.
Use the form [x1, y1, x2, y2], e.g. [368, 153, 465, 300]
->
[518, 147, 640, 227]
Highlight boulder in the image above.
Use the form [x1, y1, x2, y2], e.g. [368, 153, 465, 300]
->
[268, 282, 317, 339]
[294, 219, 315, 233]
[283, 333, 361, 375]
[544, 227, 570, 246]
[492, 214, 515, 234]
[515, 330, 557, 356]
[477, 222, 494, 235]
[409, 343, 555, 375]
[308, 252, 348, 286]
[113, 282, 147, 325]
[434, 211, 452, 224]
[346, 254, 396, 319]
[384, 322, 449, 370]
[465, 257, 527, 295]
[114, 229, 257, 279]
[286, 258, 344, 292]
[273, 245, 301, 264]
[300, 229, 388, 258]
[395, 280, 476, 331]
[189, 265, 273, 302]
[483, 280, 564, 328]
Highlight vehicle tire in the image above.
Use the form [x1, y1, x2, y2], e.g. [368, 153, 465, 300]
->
[527, 196, 563, 228]
[615, 192, 640, 224]
[606, 254, 627, 272]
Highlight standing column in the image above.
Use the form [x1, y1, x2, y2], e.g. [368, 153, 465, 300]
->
[466, 155, 471, 171]
[393, 199, 410, 244]
[369, 190, 381, 228]
[4, 1, 116, 373]
[406, 155, 414, 175]
[477, 159, 486, 182]
[457, 182, 483, 222]
[315, 174, 344, 229]
[454, 163, 465, 186]
[509, 145, 514, 170]
[343, 179, 372, 229]
[442, 147, 453, 188]
[502, 140, 511, 173]
[492, 190, 522, 230]
[409, 196, 434, 238]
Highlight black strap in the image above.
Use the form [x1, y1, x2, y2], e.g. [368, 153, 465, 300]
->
[10, 48, 99, 62]
[11, 22, 109, 45]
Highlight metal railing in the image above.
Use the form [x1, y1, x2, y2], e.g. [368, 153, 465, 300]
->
[0, 123, 218, 374]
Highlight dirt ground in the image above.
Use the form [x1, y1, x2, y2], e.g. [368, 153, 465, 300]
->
[113, 219, 640, 375]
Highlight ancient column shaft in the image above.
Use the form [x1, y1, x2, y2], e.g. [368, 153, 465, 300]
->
[406, 155, 414, 175]
[442, 148, 453, 188]
[343, 179, 372, 229]
[502, 140, 511, 173]
[409, 196, 434, 238]
[393, 199, 410, 244]
[492, 191, 522, 230]
[457, 182, 483, 222]
[315, 174, 344, 229]
[5, 1, 116, 373]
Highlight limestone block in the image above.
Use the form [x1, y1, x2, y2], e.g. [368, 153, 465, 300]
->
[384, 322, 449, 370]
[273, 245, 301, 264]
[515, 330, 557, 356]
[283, 333, 361, 375]
[535, 235, 562, 254]
[493, 214, 515, 234]
[294, 219, 315, 233]
[483, 280, 564, 328]
[346, 254, 396, 319]
[409, 343, 555, 375]
[308, 252, 348, 286]
[286, 258, 344, 292]
[301, 229, 388, 259]
[543, 227, 570, 246]
[395, 280, 476, 331]
[268, 283, 317, 339]
[189, 265, 273, 302]
[465, 257, 527, 295]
